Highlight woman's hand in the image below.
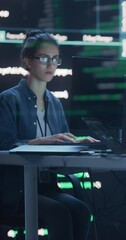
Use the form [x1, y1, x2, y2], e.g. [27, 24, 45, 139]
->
[28, 132, 78, 145]
[76, 136, 100, 143]
[28, 133, 100, 145]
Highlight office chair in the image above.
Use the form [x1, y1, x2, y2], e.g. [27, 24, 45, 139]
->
[0, 174, 85, 240]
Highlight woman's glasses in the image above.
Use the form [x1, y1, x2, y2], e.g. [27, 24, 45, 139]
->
[32, 54, 62, 66]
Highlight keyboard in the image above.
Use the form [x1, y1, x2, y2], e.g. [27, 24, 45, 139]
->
[47, 141, 111, 151]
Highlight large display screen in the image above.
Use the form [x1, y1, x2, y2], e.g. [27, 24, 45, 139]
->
[70, 56, 126, 132]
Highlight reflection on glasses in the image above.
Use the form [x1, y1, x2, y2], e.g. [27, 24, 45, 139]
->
[31, 55, 62, 66]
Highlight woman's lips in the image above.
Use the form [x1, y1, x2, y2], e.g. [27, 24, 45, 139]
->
[45, 71, 53, 74]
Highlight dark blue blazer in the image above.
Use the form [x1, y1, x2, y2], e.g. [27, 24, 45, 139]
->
[0, 79, 69, 150]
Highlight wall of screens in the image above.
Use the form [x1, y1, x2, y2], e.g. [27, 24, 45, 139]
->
[1, 1, 126, 240]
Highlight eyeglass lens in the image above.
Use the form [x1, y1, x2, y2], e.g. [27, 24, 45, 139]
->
[39, 56, 61, 65]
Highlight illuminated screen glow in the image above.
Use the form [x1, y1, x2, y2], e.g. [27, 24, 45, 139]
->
[70, 56, 126, 130]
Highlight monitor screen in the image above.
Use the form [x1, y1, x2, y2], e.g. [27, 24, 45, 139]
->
[70, 56, 126, 133]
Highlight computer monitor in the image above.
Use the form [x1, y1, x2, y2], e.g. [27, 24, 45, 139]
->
[70, 56, 126, 137]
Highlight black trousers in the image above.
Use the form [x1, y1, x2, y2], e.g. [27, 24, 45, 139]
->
[38, 188, 91, 240]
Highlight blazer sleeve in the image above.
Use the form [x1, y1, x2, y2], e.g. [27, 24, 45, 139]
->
[0, 93, 27, 150]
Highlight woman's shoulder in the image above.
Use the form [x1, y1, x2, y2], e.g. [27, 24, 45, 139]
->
[0, 79, 26, 98]
[0, 80, 24, 104]
[0, 85, 18, 99]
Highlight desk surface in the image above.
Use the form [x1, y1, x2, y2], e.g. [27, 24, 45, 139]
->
[1, 151, 126, 171]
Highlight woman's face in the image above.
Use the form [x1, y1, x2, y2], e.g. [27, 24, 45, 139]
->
[27, 44, 59, 82]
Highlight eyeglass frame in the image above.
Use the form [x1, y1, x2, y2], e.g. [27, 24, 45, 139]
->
[31, 54, 62, 66]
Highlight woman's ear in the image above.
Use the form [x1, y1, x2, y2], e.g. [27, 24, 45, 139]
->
[23, 57, 32, 71]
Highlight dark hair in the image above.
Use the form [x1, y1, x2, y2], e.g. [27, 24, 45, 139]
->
[20, 30, 59, 67]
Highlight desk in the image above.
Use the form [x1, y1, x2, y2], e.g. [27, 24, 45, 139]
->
[0, 151, 126, 240]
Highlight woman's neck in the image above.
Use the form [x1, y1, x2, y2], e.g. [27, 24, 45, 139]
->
[28, 76, 47, 99]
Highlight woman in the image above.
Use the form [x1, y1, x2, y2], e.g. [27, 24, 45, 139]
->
[0, 30, 92, 240]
